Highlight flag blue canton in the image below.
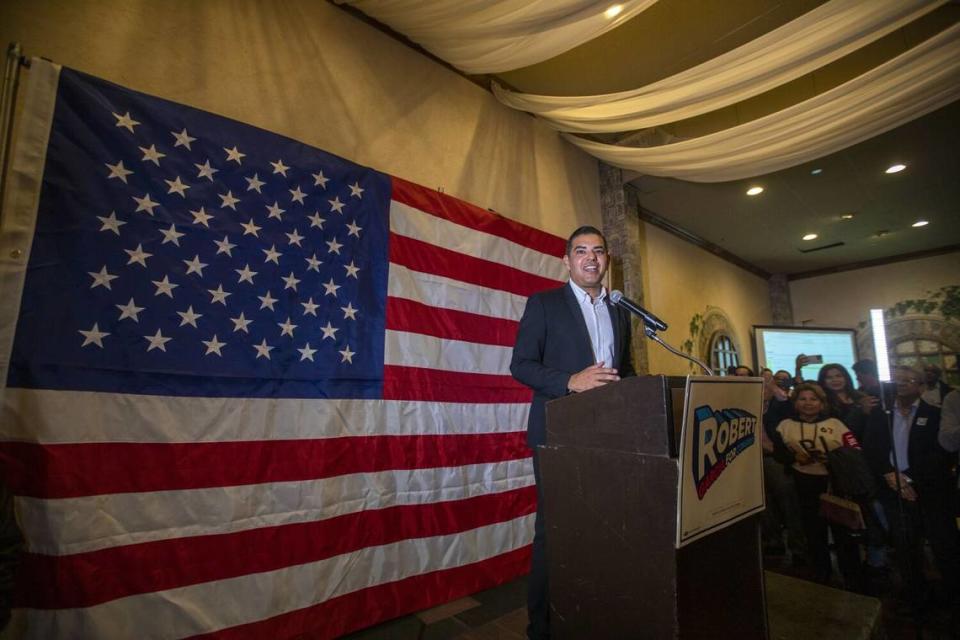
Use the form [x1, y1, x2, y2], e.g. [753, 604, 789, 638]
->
[8, 69, 390, 398]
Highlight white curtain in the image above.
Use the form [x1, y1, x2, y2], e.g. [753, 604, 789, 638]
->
[335, 0, 658, 74]
[492, 0, 946, 132]
[561, 23, 960, 183]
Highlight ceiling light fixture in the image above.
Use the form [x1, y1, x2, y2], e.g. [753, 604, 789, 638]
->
[885, 163, 906, 174]
[840, 213, 854, 220]
[746, 186, 764, 196]
[912, 220, 929, 227]
[604, 4, 624, 19]
[802, 233, 818, 241]
[810, 168, 823, 175]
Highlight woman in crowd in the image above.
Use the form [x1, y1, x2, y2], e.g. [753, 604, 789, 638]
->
[773, 383, 862, 590]
[817, 364, 869, 441]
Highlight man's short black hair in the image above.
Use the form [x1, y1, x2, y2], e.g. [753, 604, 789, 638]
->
[852, 359, 878, 376]
[566, 225, 606, 255]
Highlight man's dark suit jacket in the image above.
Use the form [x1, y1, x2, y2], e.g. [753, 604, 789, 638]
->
[863, 400, 953, 491]
[510, 283, 635, 448]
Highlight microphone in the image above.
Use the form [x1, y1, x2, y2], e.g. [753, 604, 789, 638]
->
[610, 290, 668, 332]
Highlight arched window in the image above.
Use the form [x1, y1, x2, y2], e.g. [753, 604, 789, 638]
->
[710, 332, 740, 375]
[891, 338, 959, 386]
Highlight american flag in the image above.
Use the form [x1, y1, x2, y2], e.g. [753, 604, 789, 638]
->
[0, 59, 568, 638]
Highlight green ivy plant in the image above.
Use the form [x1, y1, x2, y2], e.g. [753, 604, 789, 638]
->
[857, 284, 960, 328]
[680, 312, 704, 358]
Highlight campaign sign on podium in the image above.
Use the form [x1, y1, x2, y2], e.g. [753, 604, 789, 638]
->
[677, 376, 765, 547]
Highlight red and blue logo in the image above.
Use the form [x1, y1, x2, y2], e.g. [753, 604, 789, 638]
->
[691, 405, 758, 499]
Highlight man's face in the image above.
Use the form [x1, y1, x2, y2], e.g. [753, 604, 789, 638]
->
[774, 372, 791, 390]
[924, 366, 939, 384]
[856, 372, 879, 390]
[894, 369, 921, 399]
[563, 233, 608, 293]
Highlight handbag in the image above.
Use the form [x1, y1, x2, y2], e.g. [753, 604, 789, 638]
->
[818, 492, 865, 531]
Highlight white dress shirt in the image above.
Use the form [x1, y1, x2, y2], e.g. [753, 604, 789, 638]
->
[568, 280, 615, 368]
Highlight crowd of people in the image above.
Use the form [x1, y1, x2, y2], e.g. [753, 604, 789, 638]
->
[747, 358, 960, 626]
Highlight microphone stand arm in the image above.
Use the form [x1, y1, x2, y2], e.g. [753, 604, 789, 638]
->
[642, 324, 715, 376]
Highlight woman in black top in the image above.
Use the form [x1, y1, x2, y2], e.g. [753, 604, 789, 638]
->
[817, 364, 869, 441]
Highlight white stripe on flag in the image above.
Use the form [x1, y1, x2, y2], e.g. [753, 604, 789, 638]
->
[14, 514, 535, 640]
[389, 200, 566, 281]
[0, 389, 529, 443]
[18, 458, 535, 555]
[385, 330, 513, 374]
[386, 263, 527, 321]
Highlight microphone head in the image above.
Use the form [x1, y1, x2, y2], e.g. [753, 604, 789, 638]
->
[609, 289, 624, 304]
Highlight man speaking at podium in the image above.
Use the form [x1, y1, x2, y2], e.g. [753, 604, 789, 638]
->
[510, 225, 636, 640]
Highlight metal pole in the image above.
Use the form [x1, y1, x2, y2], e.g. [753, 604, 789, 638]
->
[0, 42, 24, 219]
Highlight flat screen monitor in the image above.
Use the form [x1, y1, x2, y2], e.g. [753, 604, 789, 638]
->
[753, 326, 859, 381]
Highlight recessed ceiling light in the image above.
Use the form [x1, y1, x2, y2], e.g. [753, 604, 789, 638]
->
[885, 163, 906, 174]
[810, 168, 823, 175]
[840, 213, 854, 220]
[802, 233, 818, 241]
[604, 4, 624, 19]
[746, 186, 764, 196]
[912, 220, 929, 227]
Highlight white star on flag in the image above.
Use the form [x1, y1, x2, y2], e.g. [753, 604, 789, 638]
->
[97, 211, 126, 235]
[339, 345, 355, 363]
[344, 261, 360, 278]
[171, 128, 196, 149]
[297, 343, 317, 362]
[124, 243, 152, 267]
[346, 221, 362, 237]
[195, 160, 219, 181]
[165, 176, 190, 197]
[245, 173, 265, 193]
[152, 275, 178, 298]
[282, 272, 300, 291]
[208, 285, 231, 305]
[235, 264, 258, 284]
[79, 322, 110, 348]
[219, 190, 240, 210]
[258, 291, 278, 311]
[285, 229, 304, 247]
[265, 202, 285, 220]
[160, 224, 185, 246]
[328, 197, 345, 214]
[183, 255, 208, 277]
[308, 212, 325, 229]
[191, 206, 214, 227]
[312, 170, 329, 188]
[214, 235, 236, 256]
[132, 193, 160, 215]
[349, 182, 364, 198]
[262, 245, 282, 265]
[289, 186, 307, 204]
[305, 254, 322, 272]
[270, 159, 289, 176]
[320, 321, 338, 340]
[139, 145, 166, 166]
[278, 317, 298, 337]
[326, 238, 343, 254]
[202, 334, 226, 356]
[240, 219, 262, 237]
[224, 146, 245, 164]
[116, 298, 145, 322]
[322, 278, 340, 296]
[105, 160, 133, 183]
[231, 312, 253, 333]
[177, 306, 203, 328]
[88, 265, 118, 290]
[145, 329, 172, 352]
[301, 298, 319, 316]
[341, 302, 358, 320]
[112, 111, 140, 132]
[253, 339, 274, 359]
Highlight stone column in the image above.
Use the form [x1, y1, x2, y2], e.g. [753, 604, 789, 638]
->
[768, 274, 794, 326]
[599, 162, 649, 374]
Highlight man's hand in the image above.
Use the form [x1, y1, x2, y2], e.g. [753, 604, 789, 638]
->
[567, 362, 620, 393]
[860, 395, 879, 413]
[884, 471, 918, 501]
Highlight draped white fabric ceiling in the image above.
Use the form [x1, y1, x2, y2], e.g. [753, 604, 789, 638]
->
[492, 0, 946, 133]
[336, 0, 658, 74]
[340, 0, 958, 184]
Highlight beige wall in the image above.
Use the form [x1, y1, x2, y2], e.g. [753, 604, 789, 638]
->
[789, 251, 960, 328]
[640, 223, 772, 375]
[0, 0, 600, 235]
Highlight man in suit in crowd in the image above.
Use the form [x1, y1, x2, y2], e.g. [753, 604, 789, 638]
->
[863, 365, 959, 613]
[510, 225, 635, 640]
[921, 363, 954, 408]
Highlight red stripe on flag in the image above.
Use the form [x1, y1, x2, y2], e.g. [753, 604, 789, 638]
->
[382, 365, 531, 403]
[386, 297, 519, 347]
[17, 486, 536, 609]
[391, 176, 565, 258]
[188, 545, 532, 640]
[390, 234, 561, 299]
[0, 433, 531, 499]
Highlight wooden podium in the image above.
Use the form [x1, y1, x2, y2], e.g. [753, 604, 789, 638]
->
[538, 375, 767, 639]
